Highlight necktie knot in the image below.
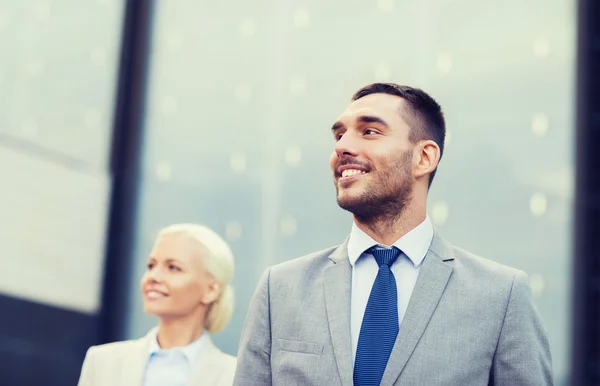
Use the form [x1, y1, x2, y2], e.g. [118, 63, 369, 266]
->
[369, 246, 401, 267]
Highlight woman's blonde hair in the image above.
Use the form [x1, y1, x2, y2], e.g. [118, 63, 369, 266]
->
[156, 223, 235, 333]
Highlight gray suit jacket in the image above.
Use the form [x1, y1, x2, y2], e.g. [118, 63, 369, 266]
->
[233, 233, 553, 385]
[78, 330, 236, 386]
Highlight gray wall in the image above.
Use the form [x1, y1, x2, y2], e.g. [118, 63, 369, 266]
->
[0, 2, 124, 384]
[122, 1, 574, 384]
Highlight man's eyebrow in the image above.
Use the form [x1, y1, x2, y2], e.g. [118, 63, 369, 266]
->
[357, 115, 389, 127]
[331, 121, 345, 132]
[331, 115, 389, 132]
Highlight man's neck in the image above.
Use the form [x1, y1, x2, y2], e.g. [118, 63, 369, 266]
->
[354, 204, 426, 246]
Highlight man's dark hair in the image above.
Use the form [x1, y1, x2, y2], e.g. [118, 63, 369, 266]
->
[352, 83, 446, 187]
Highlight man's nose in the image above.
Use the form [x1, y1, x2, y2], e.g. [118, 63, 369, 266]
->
[334, 130, 359, 157]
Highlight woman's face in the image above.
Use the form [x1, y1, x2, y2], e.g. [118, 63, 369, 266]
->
[140, 234, 220, 320]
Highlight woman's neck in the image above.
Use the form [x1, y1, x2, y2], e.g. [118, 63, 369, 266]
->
[157, 312, 205, 349]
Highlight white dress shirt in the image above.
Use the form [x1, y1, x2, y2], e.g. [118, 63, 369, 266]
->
[143, 327, 205, 386]
[348, 216, 434, 363]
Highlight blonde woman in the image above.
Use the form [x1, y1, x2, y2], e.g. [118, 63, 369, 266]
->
[78, 223, 236, 386]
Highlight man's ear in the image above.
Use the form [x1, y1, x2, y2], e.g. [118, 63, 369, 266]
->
[414, 140, 440, 179]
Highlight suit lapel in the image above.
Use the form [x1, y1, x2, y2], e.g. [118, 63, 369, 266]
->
[120, 331, 152, 386]
[188, 335, 224, 385]
[380, 233, 455, 386]
[323, 240, 354, 386]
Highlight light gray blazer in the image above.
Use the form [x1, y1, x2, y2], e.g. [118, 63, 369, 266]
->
[233, 233, 553, 385]
[78, 330, 236, 386]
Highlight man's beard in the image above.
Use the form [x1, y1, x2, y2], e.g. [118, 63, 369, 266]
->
[335, 150, 413, 224]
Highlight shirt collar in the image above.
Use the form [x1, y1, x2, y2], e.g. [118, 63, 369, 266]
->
[147, 327, 206, 365]
[347, 216, 434, 267]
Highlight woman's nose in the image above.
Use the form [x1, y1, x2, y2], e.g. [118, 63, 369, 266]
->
[147, 267, 164, 283]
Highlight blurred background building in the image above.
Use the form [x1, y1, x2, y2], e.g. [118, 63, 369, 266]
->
[0, 0, 598, 385]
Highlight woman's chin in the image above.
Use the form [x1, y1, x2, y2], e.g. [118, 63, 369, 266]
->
[143, 305, 166, 317]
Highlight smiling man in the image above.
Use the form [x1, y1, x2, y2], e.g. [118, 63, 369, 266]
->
[233, 83, 553, 386]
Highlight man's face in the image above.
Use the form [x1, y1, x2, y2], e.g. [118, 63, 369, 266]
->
[329, 93, 416, 221]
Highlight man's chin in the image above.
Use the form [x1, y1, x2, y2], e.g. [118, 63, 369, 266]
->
[336, 194, 366, 213]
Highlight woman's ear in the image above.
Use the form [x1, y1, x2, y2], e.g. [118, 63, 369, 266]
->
[202, 280, 222, 305]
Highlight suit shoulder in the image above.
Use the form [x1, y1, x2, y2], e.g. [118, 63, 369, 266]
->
[445, 244, 532, 303]
[212, 350, 237, 385]
[86, 338, 144, 358]
[271, 246, 338, 275]
[208, 337, 237, 368]
[222, 352, 237, 369]
[451, 245, 524, 281]
[270, 246, 338, 281]
[217, 349, 237, 366]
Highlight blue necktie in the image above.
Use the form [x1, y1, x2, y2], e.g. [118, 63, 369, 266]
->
[354, 246, 401, 386]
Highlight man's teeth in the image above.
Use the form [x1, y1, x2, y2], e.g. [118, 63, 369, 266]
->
[341, 169, 366, 178]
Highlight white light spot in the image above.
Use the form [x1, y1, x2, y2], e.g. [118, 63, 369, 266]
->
[529, 274, 545, 298]
[0, 10, 10, 29]
[530, 193, 547, 216]
[445, 130, 452, 145]
[280, 215, 297, 236]
[27, 60, 45, 77]
[166, 31, 184, 51]
[155, 162, 172, 182]
[161, 96, 178, 115]
[377, 0, 395, 12]
[284, 145, 302, 166]
[89, 48, 107, 67]
[229, 152, 247, 173]
[239, 19, 257, 37]
[289, 76, 307, 95]
[374, 62, 392, 81]
[34, 3, 51, 21]
[293, 9, 310, 28]
[436, 54, 453, 73]
[234, 84, 252, 104]
[84, 110, 102, 129]
[225, 221, 243, 240]
[21, 119, 38, 137]
[531, 113, 549, 137]
[533, 39, 550, 59]
[431, 201, 449, 225]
